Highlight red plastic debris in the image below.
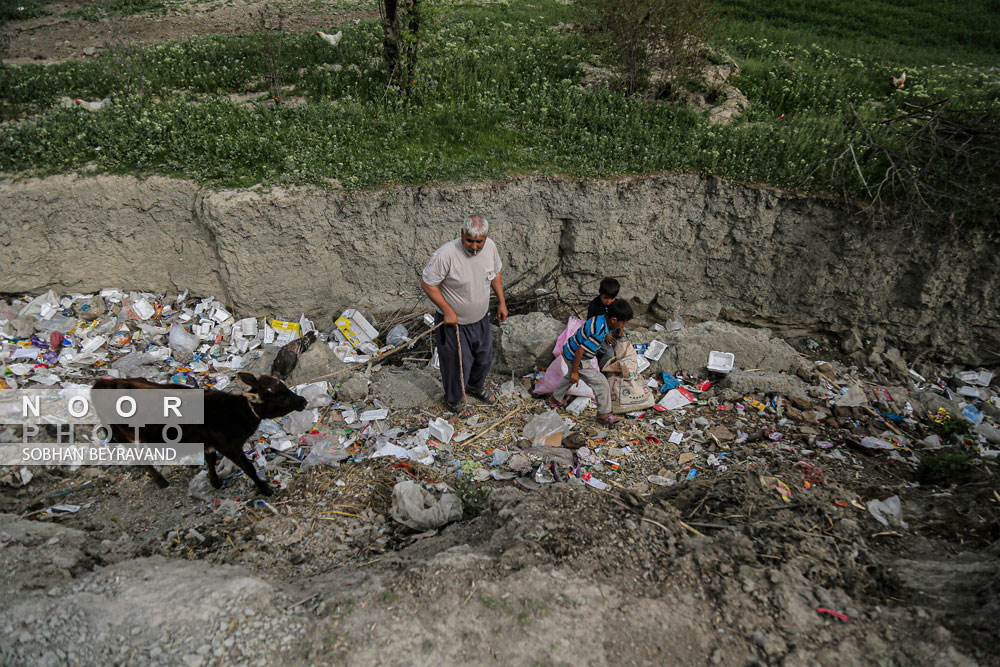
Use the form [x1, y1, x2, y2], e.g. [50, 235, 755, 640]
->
[795, 461, 824, 485]
[816, 607, 849, 621]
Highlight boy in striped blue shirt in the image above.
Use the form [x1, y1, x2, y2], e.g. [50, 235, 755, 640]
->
[547, 300, 634, 425]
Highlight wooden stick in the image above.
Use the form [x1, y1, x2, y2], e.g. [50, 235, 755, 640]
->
[816, 370, 842, 390]
[864, 406, 905, 437]
[459, 404, 525, 449]
[641, 517, 672, 534]
[456, 324, 468, 409]
[293, 322, 444, 386]
[677, 519, 706, 537]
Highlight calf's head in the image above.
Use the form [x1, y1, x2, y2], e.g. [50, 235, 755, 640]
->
[237, 372, 307, 418]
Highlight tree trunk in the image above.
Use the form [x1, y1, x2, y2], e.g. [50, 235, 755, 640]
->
[405, 0, 420, 88]
[381, 0, 402, 87]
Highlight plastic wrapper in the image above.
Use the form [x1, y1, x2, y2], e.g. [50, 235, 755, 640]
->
[866, 495, 908, 529]
[300, 439, 349, 469]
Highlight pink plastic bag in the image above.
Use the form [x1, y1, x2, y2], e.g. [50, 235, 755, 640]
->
[552, 317, 584, 356]
[533, 317, 597, 397]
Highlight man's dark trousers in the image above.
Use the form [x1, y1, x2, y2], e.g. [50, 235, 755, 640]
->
[433, 312, 493, 405]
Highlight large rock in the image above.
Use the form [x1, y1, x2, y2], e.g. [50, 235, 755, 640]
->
[909, 390, 963, 420]
[287, 340, 345, 386]
[0, 513, 93, 585]
[496, 312, 565, 376]
[337, 374, 368, 402]
[372, 368, 442, 409]
[243, 339, 345, 385]
[718, 370, 809, 399]
[240, 345, 279, 377]
[642, 321, 806, 376]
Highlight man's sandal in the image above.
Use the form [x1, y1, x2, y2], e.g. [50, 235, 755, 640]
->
[596, 413, 621, 425]
[446, 402, 475, 418]
[546, 397, 569, 409]
[469, 390, 498, 406]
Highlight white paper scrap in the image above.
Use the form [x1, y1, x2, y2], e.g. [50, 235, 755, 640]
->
[372, 443, 409, 459]
[644, 340, 667, 361]
[269, 438, 295, 452]
[359, 408, 388, 421]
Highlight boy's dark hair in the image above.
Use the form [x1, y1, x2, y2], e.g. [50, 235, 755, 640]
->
[599, 277, 620, 298]
[607, 299, 633, 322]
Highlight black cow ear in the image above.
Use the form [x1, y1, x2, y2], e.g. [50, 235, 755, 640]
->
[237, 372, 258, 388]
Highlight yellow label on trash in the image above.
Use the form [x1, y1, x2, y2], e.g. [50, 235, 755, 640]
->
[335, 317, 363, 347]
[269, 320, 301, 335]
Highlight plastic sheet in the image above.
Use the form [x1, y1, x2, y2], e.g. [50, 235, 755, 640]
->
[390, 480, 462, 530]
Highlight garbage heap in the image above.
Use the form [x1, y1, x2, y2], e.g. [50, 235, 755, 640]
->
[2, 290, 999, 538]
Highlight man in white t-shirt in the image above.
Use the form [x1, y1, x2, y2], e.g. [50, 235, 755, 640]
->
[420, 215, 508, 417]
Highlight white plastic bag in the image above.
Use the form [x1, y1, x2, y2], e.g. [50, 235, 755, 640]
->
[390, 480, 462, 530]
[866, 496, 908, 529]
[300, 438, 349, 469]
[521, 409, 570, 445]
[169, 323, 200, 353]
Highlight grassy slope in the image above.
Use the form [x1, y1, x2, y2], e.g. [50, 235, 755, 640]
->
[0, 0, 998, 204]
[720, 0, 1000, 64]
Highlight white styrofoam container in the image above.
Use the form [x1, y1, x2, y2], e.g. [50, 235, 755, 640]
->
[707, 351, 735, 373]
[958, 370, 994, 387]
[429, 417, 454, 443]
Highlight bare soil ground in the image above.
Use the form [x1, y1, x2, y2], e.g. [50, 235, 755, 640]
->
[2, 0, 376, 65]
[1, 450, 998, 665]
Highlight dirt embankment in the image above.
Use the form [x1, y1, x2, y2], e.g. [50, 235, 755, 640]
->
[2, 172, 998, 365]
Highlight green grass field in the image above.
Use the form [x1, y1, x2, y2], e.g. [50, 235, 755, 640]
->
[1, 0, 998, 222]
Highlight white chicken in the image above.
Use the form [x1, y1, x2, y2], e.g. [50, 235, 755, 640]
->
[74, 98, 109, 112]
[316, 30, 343, 47]
[890, 72, 906, 89]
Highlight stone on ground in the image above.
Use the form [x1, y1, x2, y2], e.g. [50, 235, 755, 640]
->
[337, 374, 368, 401]
[496, 312, 564, 375]
[287, 340, 344, 386]
[372, 368, 442, 410]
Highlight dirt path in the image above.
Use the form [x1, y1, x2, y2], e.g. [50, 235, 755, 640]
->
[2, 0, 376, 65]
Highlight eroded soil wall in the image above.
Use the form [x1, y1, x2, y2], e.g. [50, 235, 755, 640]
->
[2, 173, 997, 362]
